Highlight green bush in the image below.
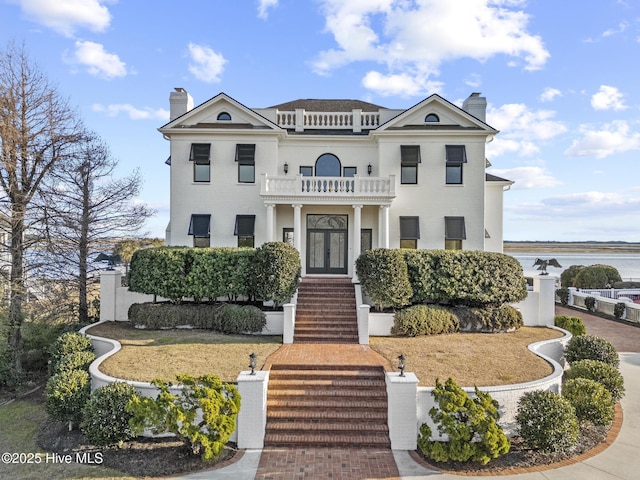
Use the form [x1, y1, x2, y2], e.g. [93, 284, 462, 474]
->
[81, 382, 138, 446]
[584, 296, 596, 312]
[561, 265, 584, 288]
[21, 320, 71, 373]
[454, 305, 523, 332]
[565, 359, 625, 402]
[52, 351, 96, 374]
[50, 332, 93, 372]
[127, 374, 240, 462]
[214, 304, 266, 334]
[129, 247, 193, 303]
[402, 250, 438, 304]
[614, 302, 626, 319]
[516, 390, 579, 453]
[392, 305, 459, 336]
[128, 302, 222, 329]
[555, 288, 570, 306]
[554, 315, 586, 336]
[418, 378, 510, 465]
[0, 344, 21, 388]
[574, 265, 621, 289]
[186, 248, 255, 301]
[563, 378, 615, 426]
[565, 335, 619, 367]
[45, 369, 91, 428]
[356, 249, 412, 310]
[246, 242, 300, 305]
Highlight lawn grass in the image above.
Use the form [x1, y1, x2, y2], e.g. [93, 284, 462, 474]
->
[0, 395, 130, 480]
[87, 322, 282, 383]
[370, 327, 564, 387]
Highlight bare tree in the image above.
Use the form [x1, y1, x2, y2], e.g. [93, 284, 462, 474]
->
[0, 42, 83, 371]
[42, 132, 155, 324]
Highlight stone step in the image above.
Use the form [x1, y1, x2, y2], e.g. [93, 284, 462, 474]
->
[269, 364, 383, 372]
[268, 388, 386, 399]
[269, 369, 382, 380]
[266, 397, 388, 411]
[263, 432, 390, 448]
[293, 336, 359, 344]
[266, 421, 389, 434]
[293, 324, 357, 332]
[266, 408, 387, 422]
[269, 379, 386, 389]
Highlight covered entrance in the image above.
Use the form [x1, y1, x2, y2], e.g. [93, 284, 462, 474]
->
[306, 214, 348, 274]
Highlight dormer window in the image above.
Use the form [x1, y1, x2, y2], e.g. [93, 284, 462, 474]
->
[425, 113, 439, 123]
[217, 112, 231, 121]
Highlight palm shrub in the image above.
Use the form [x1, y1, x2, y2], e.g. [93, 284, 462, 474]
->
[127, 374, 241, 462]
[554, 315, 586, 336]
[565, 335, 619, 367]
[81, 382, 138, 446]
[392, 305, 459, 336]
[418, 378, 510, 465]
[563, 378, 615, 426]
[356, 249, 412, 311]
[565, 359, 625, 402]
[45, 369, 91, 430]
[516, 390, 579, 453]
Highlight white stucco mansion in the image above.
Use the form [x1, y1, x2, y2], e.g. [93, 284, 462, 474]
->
[160, 89, 513, 277]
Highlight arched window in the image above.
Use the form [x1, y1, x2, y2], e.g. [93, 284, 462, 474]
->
[425, 113, 439, 123]
[315, 153, 341, 177]
[217, 112, 231, 121]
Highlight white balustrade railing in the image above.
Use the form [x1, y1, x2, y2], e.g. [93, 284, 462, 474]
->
[275, 110, 380, 131]
[261, 174, 395, 198]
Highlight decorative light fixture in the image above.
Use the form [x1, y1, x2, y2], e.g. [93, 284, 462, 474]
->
[249, 352, 257, 375]
[367, 163, 372, 176]
[283, 162, 289, 175]
[397, 354, 406, 377]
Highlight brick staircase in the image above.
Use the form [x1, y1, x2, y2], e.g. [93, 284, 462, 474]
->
[264, 364, 390, 447]
[294, 278, 359, 344]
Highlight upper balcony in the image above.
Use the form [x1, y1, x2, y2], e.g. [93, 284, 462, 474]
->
[275, 109, 381, 133]
[260, 174, 396, 205]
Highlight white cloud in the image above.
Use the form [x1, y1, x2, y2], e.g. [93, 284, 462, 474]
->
[591, 85, 628, 111]
[488, 166, 562, 189]
[11, 0, 112, 37]
[540, 87, 561, 102]
[486, 103, 567, 157]
[602, 21, 629, 37]
[565, 120, 640, 158]
[257, 0, 278, 19]
[312, 0, 549, 96]
[361, 71, 442, 97]
[187, 43, 227, 83]
[66, 40, 126, 79]
[92, 103, 169, 121]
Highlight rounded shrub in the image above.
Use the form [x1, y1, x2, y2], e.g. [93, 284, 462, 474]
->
[584, 296, 596, 312]
[554, 315, 586, 336]
[50, 332, 93, 372]
[52, 350, 96, 374]
[555, 288, 570, 306]
[214, 304, 266, 334]
[81, 382, 138, 446]
[45, 369, 91, 427]
[563, 378, 615, 426]
[561, 265, 584, 288]
[575, 268, 608, 289]
[247, 242, 301, 305]
[454, 305, 522, 332]
[392, 305, 459, 336]
[614, 302, 626, 320]
[565, 359, 625, 402]
[356, 249, 412, 311]
[565, 335, 619, 367]
[516, 390, 579, 453]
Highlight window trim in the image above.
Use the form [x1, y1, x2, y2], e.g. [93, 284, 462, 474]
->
[234, 215, 256, 248]
[444, 216, 466, 240]
[217, 112, 231, 121]
[425, 113, 440, 123]
[315, 153, 341, 177]
[343, 166, 357, 177]
[300, 166, 313, 176]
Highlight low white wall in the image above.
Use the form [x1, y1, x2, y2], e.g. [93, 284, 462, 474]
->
[415, 327, 571, 438]
[568, 289, 640, 323]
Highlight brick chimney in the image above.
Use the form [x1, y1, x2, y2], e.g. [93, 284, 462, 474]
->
[462, 92, 487, 122]
[169, 88, 193, 121]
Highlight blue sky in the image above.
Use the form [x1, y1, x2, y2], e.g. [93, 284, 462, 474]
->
[1, 0, 639, 242]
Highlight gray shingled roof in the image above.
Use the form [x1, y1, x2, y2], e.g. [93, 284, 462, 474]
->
[486, 173, 513, 182]
[269, 99, 385, 112]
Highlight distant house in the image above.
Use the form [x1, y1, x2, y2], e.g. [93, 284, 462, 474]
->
[159, 90, 512, 277]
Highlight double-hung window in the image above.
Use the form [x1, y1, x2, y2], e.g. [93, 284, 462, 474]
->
[444, 216, 466, 250]
[445, 145, 467, 185]
[234, 215, 256, 247]
[236, 144, 256, 183]
[190, 143, 211, 182]
[189, 214, 211, 247]
[401, 145, 421, 184]
[399, 216, 420, 249]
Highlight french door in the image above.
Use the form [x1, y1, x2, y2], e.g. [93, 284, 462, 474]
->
[307, 229, 348, 274]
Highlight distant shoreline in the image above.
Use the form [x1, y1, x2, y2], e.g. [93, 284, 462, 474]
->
[504, 242, 640, 254]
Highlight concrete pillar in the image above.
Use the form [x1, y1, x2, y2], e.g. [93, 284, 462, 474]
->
[352, 204, 362, 281]
[385, 372, 418, 450]
[293, 204, 302, 253]
[380, 205, 390, 248]
[100, 270, 122, 322]
[283, 303, 296, 344]
[236, 370, 269, 449]
[357, 304, 370, 345]
[266, 204, 275, 242]
[533, 275, 558, 327]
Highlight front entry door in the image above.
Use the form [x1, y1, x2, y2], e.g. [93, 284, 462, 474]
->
[307, 229, 348, 274]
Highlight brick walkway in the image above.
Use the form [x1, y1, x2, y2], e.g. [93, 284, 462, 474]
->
[254, 447, 400, 480]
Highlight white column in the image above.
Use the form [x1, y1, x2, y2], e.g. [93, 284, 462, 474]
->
[380, 205, 390, 248]
[266, 204, 275, 242]
[293, 204, 302, 253]
[236, 370, 269, 448]
[100, 270, 122, 321]
[352, 205, 362, 281]
[533, 275, 558, 327]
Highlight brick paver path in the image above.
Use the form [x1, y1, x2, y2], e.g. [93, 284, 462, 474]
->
[255, 447, 400, 480]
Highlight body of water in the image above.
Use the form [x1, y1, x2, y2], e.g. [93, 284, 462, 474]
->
[510, 253, 640, 281]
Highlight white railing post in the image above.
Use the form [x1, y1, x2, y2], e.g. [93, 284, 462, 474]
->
[283, 303, 296, 344]
[386, 372, 418, 450]
[352, 108, 362, 133]
[295, 109, 304, 132]
[357, 305, 370, 344]
[236, 370, 269, 448]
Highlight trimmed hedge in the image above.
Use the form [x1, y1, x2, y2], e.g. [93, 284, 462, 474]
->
[563, 378, 615, 426]
[129, 247, 193, 303]
[356, 249, 412, 310]
[453, 305, 523, 332]
[52, 351, 96, 375]
[246, 242, 301, 305]
[565, 335, 619, 367]
[186, 248, 254, 301]
[392, 305, 459, 336]
[81, 382, 138, 446]
[45, 369, 91, 427]
[50, 332, 94, 373]
[565, 359, 625, 402]
[554, 315, 586, 336]
[128, 302, 266, 333]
